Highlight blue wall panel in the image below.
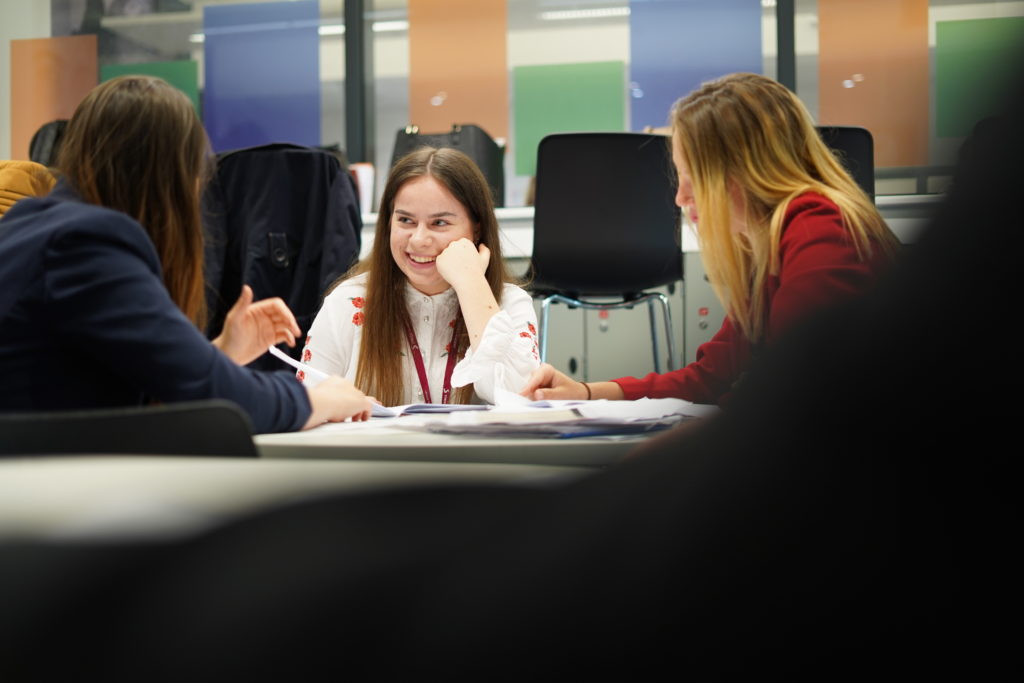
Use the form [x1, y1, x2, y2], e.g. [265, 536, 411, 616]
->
[203, 1, 321, 152]
[629, 0, 762, 131]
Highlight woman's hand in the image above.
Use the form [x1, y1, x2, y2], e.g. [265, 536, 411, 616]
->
[436, 239, 499, 351]
[520, 364, 625, 401]
[303, 375, 374, 429]
[520, 364, 589, 401]
[212, 285, 301, 366]
[435, 238, 490, 290]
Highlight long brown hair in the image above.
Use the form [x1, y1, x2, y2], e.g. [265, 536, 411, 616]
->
[352, 147, 512, 406]
[672, 72, 898, 341]
[57, 75, 211, 328]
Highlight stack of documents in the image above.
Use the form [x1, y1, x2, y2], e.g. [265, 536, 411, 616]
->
[266, 344, 718, 439]
[391, 398, 717, 439]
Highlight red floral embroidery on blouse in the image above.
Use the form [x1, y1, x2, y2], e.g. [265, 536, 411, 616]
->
[444, 342, 451, 354]
[352, 311, 365, 326]
[527, 322, 536, 336]
[519, 331, 531, 339]
[351, 296, 365, 309]
[302, 348, 312, 362]
[448, 319, 456, 328]
[297, 370, 306, 381]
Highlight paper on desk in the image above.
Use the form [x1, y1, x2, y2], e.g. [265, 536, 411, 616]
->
[493, 387, 532, 407]
[422, 413, 681, 439]
[573, 397, 716, 420]
[493, 386, 715, 421]
[414, 397, 714, 438]
[372, 402, 490, 418]
[448, 399, 694, 425]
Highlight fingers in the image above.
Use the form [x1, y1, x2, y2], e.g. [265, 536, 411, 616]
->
[224, 285, 254, 321]
[352, 398, 379, 422]
[276, 327, 297, 348]
[520, 364, 555, 397]
[261, 297, 301, 336]
[348, 397, 375, 423]
[235, 284, 254, 309]
[532, 386, 563, 401]
[477, 243, 491, 272]
[532, 385, 579, 401]
[439, 239, 483, 264]
[248, 296, 302, 346]
[304, 377, 373, 428]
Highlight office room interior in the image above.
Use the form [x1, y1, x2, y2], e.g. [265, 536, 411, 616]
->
[1, 1, 1021, 674]
[4, 0, 1018, 381]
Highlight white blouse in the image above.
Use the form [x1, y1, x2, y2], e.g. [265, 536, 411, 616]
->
[300, 272, 540, 405]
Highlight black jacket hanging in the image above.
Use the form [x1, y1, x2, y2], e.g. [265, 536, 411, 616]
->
[203, 143, 362, 370]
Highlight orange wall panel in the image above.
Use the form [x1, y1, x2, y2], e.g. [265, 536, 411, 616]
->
[408, 0, 508, 140]
[818, 0, 929, 167]
[10, 35, 97, 161]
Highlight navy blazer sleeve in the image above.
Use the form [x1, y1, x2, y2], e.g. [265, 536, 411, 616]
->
[38, 204, 311, 433]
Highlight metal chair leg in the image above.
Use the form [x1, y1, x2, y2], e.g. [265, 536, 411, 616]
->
[647, 298, 662, 374]
[536, 291, 677, 373]
[656, 292, 677, 371]
[539, 295, 553, 364]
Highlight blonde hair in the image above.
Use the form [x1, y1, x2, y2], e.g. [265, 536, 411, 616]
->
[348, 147, 513, 406]
[57, 75, 211, 328]
[672, 72, 898, 341]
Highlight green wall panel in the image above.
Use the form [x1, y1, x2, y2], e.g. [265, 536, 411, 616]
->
[100, 60, 200, 113]
[935, 17, 1024, 138]
[513, 61, 626, 177]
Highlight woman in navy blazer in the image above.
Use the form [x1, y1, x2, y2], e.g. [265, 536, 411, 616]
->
[0, 75, 372, 432]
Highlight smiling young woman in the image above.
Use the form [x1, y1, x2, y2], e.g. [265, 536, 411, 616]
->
[300, 147, 539, 407]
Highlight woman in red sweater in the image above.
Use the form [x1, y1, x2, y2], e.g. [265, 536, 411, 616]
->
[523, 73, 899, 405]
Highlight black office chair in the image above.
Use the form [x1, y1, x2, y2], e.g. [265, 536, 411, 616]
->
[28, 119, 68, 168]
[529, 132, 682, 373]
[0, 400, 258, 458]
[390, 123, 505, 206]
[203, 143, 362, 370]
[817, 125, 875, 201]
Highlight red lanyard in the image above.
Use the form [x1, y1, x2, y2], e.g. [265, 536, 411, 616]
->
[403, 314, 461, 404]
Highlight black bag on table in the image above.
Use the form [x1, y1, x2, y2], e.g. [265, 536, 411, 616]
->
[390, 123, 505, 206]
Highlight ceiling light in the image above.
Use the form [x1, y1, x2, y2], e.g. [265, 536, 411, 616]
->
[539, 7, 630, 21]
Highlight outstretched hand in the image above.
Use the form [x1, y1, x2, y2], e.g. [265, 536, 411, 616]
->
[435, 238, 490, 290]
[304, 375, 374, 428]
[213, 285, 302, 366]
[520, 363, 590, 401]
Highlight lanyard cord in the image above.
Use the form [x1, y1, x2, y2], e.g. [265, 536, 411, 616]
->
[402, 313, 462, 404]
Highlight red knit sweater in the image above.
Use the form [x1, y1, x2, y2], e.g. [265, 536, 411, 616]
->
[613, 193, 892, 404]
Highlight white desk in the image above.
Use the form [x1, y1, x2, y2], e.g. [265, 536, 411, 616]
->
[255, 414, 649, 467]
[0, 455, 592, 541]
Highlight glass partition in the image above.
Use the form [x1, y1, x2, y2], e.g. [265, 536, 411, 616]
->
[30, 0, 1024, 207]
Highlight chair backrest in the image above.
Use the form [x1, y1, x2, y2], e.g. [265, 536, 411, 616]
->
[202, 143, 362, 370]
[390, 124, 505, 206]
[0, 400, 258, 458]
[28, 119, 68, 168]
[816, 125, 875, 202]
[530, 132, 681, 297]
